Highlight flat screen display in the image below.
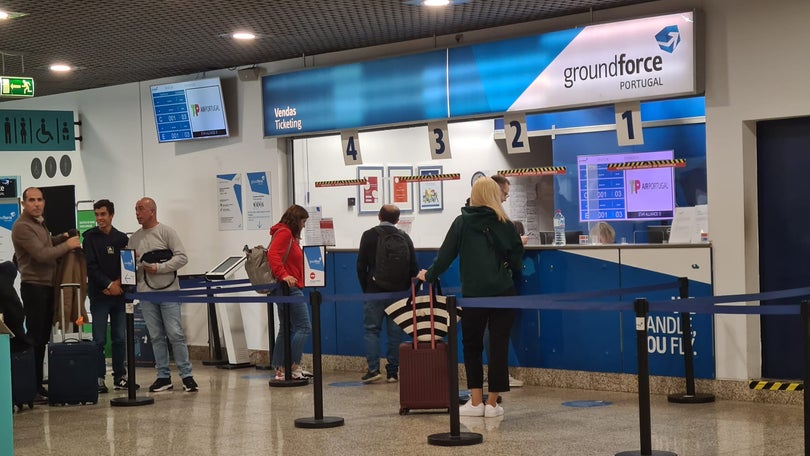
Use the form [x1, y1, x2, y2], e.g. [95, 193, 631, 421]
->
[577, 150, 675, 222]
[205, 256, 245, 280]
[150, 77, 229, 143]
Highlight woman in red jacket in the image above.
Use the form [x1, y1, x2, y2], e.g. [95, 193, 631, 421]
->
[268, 204, 311, 380]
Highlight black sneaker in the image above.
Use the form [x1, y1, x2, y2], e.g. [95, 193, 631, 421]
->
[148, 377, 173, 392]
[182, 376, 199, 392]
[361, 370, 382, 383]
[114, 377, 140, 391]
[97, 378, 109, 394]
[386, 373, 398, 383]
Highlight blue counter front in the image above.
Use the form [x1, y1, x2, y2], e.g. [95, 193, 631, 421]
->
[321, 244, 714, 379]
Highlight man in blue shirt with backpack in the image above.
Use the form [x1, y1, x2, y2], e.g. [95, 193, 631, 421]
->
[356, 205, 418, 383]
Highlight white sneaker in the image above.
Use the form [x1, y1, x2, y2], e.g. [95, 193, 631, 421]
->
[509, 375, 523, 387]
[485, 403, 504, 418]
[459, 401, 485, 417]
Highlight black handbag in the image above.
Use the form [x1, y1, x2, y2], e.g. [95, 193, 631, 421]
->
[140, 249, 175, 290]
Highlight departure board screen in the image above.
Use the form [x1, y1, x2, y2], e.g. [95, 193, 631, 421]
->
[578, 150, 675, 222]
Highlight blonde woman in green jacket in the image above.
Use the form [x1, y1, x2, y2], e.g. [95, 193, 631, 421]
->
[417, 177, 524, 418]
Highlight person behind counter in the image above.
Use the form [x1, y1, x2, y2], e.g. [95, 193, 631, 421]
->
[589, 221, 615, 244]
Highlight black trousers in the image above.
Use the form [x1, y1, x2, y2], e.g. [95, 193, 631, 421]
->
[21, 282, 54, 388]
[461, 293, 516, 393]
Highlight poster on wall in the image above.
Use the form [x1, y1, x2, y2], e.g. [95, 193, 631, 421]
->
[357, 166, 384, 214]
[246, 171, 272, 230]
[0, 200, 19, 261]
[387, 166, 413, 213]
[417, 165, 443, 212]
[217, 173, 243, 231]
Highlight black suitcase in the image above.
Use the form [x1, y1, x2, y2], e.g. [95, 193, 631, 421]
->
[48, 283, 99, 405]
[11, 347, 37, 411]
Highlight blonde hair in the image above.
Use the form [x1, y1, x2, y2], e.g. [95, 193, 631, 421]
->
[469, 177, 509, 222]
[590, 221, 615, 244]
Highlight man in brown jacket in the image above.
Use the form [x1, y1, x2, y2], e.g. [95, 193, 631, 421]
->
[11, 187, 80, 401]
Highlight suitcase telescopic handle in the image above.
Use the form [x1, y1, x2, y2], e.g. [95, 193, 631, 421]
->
[58, 283, 82, 343]
[410, 278, 437, 350]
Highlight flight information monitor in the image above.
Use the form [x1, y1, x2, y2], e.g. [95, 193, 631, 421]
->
[578, 150, 675, 222]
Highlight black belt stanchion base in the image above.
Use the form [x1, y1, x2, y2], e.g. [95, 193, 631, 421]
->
[255, 301, 276, 371]
[617, 298, 676, 456]
[202, 287, 228, 367]
[428, 295, 482, 447]
[111, 301, 154, 407]
[269, 285, 308, 388]
[295, 290, 344, 428]
[668, 278, 715, 404]
[801, 300, 810, 456]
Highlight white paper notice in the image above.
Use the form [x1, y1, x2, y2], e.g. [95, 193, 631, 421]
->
[246, 171, 272, 230]
[217, 173, 243, 231]
[668, 206, 696, 244]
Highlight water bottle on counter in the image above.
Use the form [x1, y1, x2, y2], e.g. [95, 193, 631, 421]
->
[553, 209, 566, 246]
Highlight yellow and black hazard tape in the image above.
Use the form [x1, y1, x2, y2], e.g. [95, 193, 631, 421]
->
[607, 159, 686, 171]
[398, 173, 461, 183]
[314, 178, 367, 188]
[748, 380, 804, 391]
[497, 166, 567, 177]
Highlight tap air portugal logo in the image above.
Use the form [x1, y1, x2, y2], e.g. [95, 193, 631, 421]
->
[655, 25, 681, 53]
[189, 103, 220, 116]
[630, 180, 641, 194]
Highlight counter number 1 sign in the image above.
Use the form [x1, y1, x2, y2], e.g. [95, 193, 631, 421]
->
[341, 129, 363, 165]
[615, 101, 644, 146]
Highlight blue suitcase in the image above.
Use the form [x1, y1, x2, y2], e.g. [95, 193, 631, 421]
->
[11, 347, 37, 411]
[48, 283, 99, 406]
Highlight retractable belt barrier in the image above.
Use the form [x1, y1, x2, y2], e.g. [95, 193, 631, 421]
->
[124, 279, 810, 454]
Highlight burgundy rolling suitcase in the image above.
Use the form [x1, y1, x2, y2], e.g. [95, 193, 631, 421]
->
[398, 281, 450, 415]
[48, 283, 99, 406]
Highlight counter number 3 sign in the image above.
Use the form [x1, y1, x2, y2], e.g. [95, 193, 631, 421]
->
[615, 101, 644, 146]
[427, 120, 452, 160]
[341, 129, 363, 165]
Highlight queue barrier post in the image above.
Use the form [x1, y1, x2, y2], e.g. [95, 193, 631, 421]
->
[295, 290, 344, 428]
[428, 295, 483, 447]
[110, 301, 154, 407]
[668, 277, 715, 404]
[616, 298, 677, 456]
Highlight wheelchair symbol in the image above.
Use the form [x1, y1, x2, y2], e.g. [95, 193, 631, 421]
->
[36, 118, 54, 143]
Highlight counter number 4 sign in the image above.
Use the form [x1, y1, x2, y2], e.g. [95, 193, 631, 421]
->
[341, 129, 363, 165]
[615, 101, 644, 146]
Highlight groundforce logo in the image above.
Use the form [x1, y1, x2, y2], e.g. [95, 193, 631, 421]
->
[655, 25, 681, 53]
[562, 24, 681, 89]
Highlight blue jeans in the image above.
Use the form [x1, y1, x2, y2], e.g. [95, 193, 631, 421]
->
[271, 287, 311, 368]
[139, 300, 193, 379]
[364, 299, 406, 375]
[90, 297, 127, 379]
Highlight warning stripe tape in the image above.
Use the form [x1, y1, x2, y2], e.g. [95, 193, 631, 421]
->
[497, 166, 567, 177]
[748, 380, 804, 391]
[314, 178, 367, 188]
[606, 159, 686, 171]
[398, 173, 461, 182]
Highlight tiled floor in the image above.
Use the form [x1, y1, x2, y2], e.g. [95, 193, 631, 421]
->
[11, 365, 805, 456]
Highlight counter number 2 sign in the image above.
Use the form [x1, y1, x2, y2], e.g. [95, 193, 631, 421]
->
[615, 101, 644, 146]
[503, 112, 530, 154]
[427, 120, 452, 160]
[341, 130, 363, 165]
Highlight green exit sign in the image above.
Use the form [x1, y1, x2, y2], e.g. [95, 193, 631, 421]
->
[1, 76, 35, 97]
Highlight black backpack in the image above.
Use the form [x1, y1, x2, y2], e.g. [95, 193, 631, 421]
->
[372, 226, 411, 291]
